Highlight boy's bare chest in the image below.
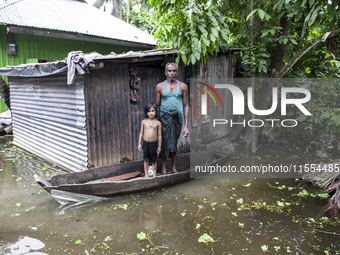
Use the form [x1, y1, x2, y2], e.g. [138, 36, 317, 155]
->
[144, 121, 157, 129]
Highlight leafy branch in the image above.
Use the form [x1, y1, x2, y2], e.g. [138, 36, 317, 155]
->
[278, 28, 340, 78]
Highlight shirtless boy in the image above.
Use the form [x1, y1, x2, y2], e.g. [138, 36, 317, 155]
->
[138, 102, 162, 177]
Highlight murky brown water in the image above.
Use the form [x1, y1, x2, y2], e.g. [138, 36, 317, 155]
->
[1, 137, 339, 254]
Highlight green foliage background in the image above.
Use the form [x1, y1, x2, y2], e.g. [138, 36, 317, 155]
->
[260, 78, 340, 158]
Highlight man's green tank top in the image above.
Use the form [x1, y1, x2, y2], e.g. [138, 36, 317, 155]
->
[160, 80, 184, 124]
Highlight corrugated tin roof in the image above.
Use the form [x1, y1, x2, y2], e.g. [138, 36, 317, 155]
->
[93, 48, 178, 60]
[0, 0, 156, 46]
[0, 48, 177, 71]
[0, 47, 241, 77]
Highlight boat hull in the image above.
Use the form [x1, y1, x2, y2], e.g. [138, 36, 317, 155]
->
[35, 151, 231, 197]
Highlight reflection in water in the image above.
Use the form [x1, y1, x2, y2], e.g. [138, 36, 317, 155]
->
[139, 204, 163, 235]
[0, 236, 47, 255]
[0, 139, 339, 254]
[51, 190, 110, 215]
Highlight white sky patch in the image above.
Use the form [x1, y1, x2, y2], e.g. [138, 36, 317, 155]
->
[85, 0, 113, 13]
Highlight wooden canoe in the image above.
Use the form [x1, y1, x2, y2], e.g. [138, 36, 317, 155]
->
[34, 151, 232, 197]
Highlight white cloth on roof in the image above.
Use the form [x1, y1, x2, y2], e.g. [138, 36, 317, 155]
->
[67, 51, 95, 85]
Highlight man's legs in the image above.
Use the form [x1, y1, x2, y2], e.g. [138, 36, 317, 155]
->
[171, 152, 177, 173]
[161, 159, 167, 174]
[161, 152, 178, 174]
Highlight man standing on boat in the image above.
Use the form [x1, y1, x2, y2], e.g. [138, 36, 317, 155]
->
[155, 62, 189, 175]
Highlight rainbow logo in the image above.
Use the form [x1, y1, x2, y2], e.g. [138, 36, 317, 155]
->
[197, 82, 223, 107]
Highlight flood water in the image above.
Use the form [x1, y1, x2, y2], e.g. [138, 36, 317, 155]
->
[1, 136, 339, 255]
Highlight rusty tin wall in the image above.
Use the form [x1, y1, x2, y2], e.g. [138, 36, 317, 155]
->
[191, 54, 234, 143]
[84, 62, 133, 168]
[9, 74, 88, 172]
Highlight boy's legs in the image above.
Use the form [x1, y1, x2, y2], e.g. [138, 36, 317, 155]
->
[152, 162, 157, 177]
[143, 140, 158, 177]
[148, 140, 158, 177]
[144, 159, 149, 177]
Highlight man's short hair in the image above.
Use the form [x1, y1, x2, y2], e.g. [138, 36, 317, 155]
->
[165, 62, 178, 71]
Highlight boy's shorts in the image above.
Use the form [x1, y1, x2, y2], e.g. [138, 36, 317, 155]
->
[142, 140, 158, 164]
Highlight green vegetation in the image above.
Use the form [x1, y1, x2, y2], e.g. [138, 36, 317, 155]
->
[137, 231, 147, 240]
[147, 0, 339, 75]
[145, 0, 340, 150]
[261, 79, 340, 158]
[198, 233, 215, 244]
[124, 1, 155, 34]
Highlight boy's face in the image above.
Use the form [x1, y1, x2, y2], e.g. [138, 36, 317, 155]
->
[147, 107, 156, 119]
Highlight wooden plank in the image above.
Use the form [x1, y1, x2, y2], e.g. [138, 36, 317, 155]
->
[86, 171, 141, 183]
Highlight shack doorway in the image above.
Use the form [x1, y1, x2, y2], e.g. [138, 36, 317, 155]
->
[84, 62, 133, 167]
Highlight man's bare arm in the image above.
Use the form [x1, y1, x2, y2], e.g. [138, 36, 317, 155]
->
[157, 122, 162, 154]
[155, 83, 162, 111]
[181, 82, 189, 137]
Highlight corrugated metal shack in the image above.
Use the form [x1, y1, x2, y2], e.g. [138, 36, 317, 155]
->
[0, 0, 155, 113]
[0, 49, 236, 172]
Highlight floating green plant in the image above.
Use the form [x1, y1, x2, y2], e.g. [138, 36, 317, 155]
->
[296, 189, 329, 199]
[274, 246, 280, 252]
[198, 233, 214, 244]
[261, 245, 268, 252]
[25, 206, 36, 212]
[75, 239, 83, 245]
[137, 231, 147, 241]
[236, 198, 244, 204]
[104, 236, 112, 242]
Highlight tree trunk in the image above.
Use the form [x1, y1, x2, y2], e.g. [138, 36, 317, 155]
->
[239, 14, 291, 149]
[126, 0, 130, 23]
[268, 14, 292, 78]
[112, 0, 122, 19]
[325, 38, 337, 67]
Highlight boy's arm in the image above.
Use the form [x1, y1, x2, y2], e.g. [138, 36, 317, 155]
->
[138, 121, 144, 151]
[157, 122, 162, 154]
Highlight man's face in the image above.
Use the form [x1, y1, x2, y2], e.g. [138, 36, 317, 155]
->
[165, 65, 178, 81]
